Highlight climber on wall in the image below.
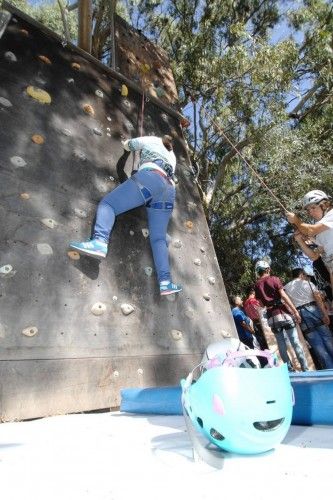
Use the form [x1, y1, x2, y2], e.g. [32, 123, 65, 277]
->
[69, 135, 182, 296]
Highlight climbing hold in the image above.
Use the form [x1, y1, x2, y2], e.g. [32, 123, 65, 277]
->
[31, 134, 45, 144]
[203, 293, 211, 301]
[112, 296, 118, 302]
[71, 62, 81, 70]
[122, 99, 131, 109]
[0, 264, 15, 277]
[121, 303, 135, 316]
[74, 208, 87, 218]
[124, 119, 134, 131]
[208, 276, 216, 285]
[185, 308, 195, 319]
[109, 176, 115, 181]
[26, 86, 51, 104]
[20, 29, 29, 36]
[67, 250, 80, 260]
[38, 55, 52, 65]
[170, 329, 183, 341]
[10, 156, 26, 167]
[185, 220, 193, 230]
[0, 96, 12, 107]
[22, 326, 38, 337]
[93, 127, 103, 136]
[67, 78, 74, 84]
[180, 117, 190, 128]
[40, 218, 57, 229]
[129, 230, 134, 236]
[113, 371, 119, 378]
[140, 63, 150, 73]
[37, 243, 53, 255]
[121, 84, 128, 96]
[194, 258, 201, 266]
[172, 239, 182, 249]
[83, 103, 94, 116]
[74, 150, 86, 161]
[161, 113, 168, 122]
[91, 302, 107, 316]
[200, 247, 206, 253]
[137, 368, 144, 375]
[107, 116, 112, 121]
[144, 266, 153, 277]
[20, 193, 30, 200]
[62, 128, 72, 136]
[106, 133, 111, 137]
[4, 51, 17, 62]
[187, 201, 197, 210]
[141, 228, 149, 238]
[95, 89, 103, 98]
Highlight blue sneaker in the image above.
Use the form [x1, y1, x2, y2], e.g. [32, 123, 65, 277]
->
[69, 239, 108, 258]
[160, 282, 182, 296]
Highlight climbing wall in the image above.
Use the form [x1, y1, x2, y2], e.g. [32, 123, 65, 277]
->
[0, 6, 236, 421]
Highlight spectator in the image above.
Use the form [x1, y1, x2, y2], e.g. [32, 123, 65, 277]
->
[284, 268, 333, 369]
[230, 295, 257, 349]
[243, 286, 269, 350]
[254, 260, 309, 372]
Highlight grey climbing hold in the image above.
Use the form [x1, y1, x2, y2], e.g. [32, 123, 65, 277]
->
[91, 302, 107, 316]
[74, 150, 86, 161]
[208, 276, 216, 285]
[194, 258, 201, 266]
[95, 89, 104, 98]
[10, 156, 26, 167]
[62, 128, 72, 136]
[170, 329, 183, 341]
[0, 96, 12, 107]
[113, 370, 119, 378]
[112, 296, 118, 302]
[129, 230, 134, 236]
[106, 133, 111, 137]
[187, 201, 197, 210]
[173, 239, 182, 249]
[137, 368, 144, 375]
[121, 303, 135, 315]
[93, 128, 103, 136]
[221, 330, 232, 338]
[144, 266, 153, 277]
[161, 113, 168, 122]
[0, 264, 16, 278]
[37, 243, 53, 255]
[185, 308, 195, 319]
[40, 218, 57, 229]
[203, 293, 211, 301]
[22, 326, 38, 337]
[109, 176, 115, 181]
[74, 208, 88, 219]
[67, 78, 74, 84]
[4, 51, 17, 62]
[200, 247, 206, 253]
[107, 116, 112, 121]
[122, 99, 131, 109]
[141, 228, 149, 238]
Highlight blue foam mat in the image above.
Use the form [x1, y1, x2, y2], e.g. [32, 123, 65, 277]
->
[120, 370, 333, 426]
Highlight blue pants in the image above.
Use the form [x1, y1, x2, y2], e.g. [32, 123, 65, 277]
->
[93, 169, 175, 283]
[300, 305, 333, 369]
[271, 319, 308, 371]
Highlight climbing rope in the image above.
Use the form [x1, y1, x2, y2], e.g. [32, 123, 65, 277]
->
[210, 116, 289, 213]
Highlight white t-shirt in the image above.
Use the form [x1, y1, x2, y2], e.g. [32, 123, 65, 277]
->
[123, 136, 176, 175]
[284, 278, 318, 308]
[316, 208, 333, 256]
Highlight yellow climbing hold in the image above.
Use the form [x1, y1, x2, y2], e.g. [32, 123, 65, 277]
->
[31, 134, 45, 144]
[26, 86, 51, 104]
[121, 84, 128, 97]
[71, 62, 81, 70]
[67, 251, 80, 260]
[140, 63, 150, 73]
[185, 220, 194, 230]
[83, 103, 95, 116]
[38, 55, 52, 65]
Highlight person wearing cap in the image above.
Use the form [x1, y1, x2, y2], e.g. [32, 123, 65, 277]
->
[254, 260, 309, 371]
[69, 135, 182, 296]
[286, 190, 333, 296]
[284, 268, 333, 369]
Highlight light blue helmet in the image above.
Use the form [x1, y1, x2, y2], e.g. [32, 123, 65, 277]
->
[181, 339, 293, 455]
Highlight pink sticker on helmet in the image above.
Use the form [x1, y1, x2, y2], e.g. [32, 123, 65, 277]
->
[212, 394, 225, 416]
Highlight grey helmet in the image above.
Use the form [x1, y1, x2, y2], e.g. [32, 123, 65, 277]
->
[302, 190, 330, 209]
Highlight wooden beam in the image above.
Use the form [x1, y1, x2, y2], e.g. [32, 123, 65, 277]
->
[78, 0, 92, 53]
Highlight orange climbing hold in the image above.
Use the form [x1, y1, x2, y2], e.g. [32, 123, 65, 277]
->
[180, 117, 190, 128]
[31, 134, 45, 144]
[83, 103, 95, 116]
[67, 251, 80, 261]
[38, 55, 52, 65]
[185, 220, 194, 230]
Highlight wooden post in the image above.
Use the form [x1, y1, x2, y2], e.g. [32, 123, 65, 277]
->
[78, 0, 92, 53]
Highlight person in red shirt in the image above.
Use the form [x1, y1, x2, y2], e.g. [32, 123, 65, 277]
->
[243, 286, 269, 350]
[254, 260, 309, 372]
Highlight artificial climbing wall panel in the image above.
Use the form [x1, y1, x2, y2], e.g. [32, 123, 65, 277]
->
[0, 8, 236, 421]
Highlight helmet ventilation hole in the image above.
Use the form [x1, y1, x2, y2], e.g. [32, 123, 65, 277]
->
[210, 428, 225, 441]
[197, 417, 203, 428]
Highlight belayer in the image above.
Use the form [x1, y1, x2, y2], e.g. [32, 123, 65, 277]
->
[69, 135, 182, 296]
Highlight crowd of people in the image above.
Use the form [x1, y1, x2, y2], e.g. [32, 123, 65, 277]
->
[231, 189, 333, 372]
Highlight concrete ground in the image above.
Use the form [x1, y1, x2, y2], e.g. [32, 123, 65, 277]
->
[0, 411, 332, 500]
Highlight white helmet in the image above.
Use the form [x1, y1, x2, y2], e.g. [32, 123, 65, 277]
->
[255, 260, 270, 274]
[302, 190, 329, 209]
